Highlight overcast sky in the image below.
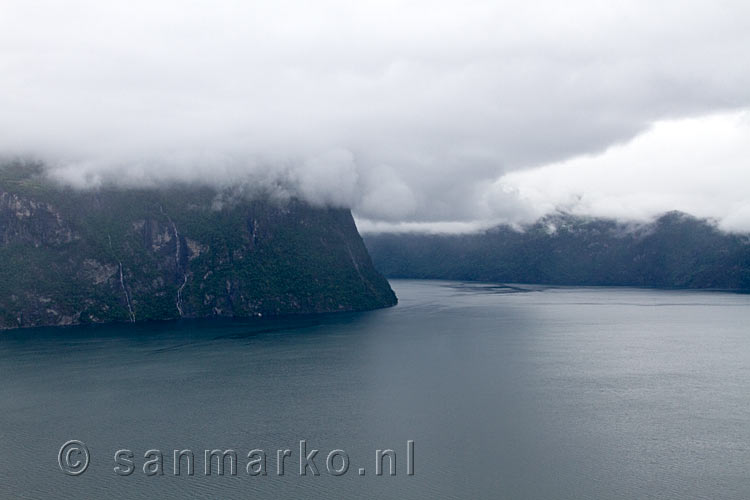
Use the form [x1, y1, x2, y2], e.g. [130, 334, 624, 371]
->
[2, 0, 749, 231]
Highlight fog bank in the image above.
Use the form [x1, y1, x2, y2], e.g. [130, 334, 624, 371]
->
[2, 0, 749, 230]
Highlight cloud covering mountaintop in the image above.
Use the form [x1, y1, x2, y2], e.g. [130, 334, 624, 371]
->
[2, 0, 749, 230]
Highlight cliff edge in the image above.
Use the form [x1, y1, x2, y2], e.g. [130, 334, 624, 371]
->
[0, 163, 397, 329]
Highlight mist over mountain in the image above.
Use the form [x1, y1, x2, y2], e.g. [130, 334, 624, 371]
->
[2, 0, 750, 316]
[364, 212, 750, 290]
[3, 1, 750, 231]
[0, 162, 395, 329]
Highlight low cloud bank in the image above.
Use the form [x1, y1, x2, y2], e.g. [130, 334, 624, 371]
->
[2, 1, 750, 230]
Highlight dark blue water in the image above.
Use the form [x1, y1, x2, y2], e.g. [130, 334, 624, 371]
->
[2, 280, 750, 499]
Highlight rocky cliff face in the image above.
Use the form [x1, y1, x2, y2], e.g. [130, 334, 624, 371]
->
[0, 164, 396, 329]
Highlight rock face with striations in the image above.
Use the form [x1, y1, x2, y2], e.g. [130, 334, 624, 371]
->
[0, 164, 397, 329]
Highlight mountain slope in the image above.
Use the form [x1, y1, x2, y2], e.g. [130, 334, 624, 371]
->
[0, 162, 396, 329]
[364, 212, 750, 289]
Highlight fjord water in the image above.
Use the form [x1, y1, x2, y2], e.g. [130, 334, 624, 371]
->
[2, 280, 750, 499]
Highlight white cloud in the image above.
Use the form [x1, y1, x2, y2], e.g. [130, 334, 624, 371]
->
[358, 165, 416, 221]
[294, 149, 359, 207]
[1, 0, 750, 229]
[354, 218, 500, 235]
[497, 110, 750, 231]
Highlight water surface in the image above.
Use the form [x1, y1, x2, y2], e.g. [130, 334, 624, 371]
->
[2, 280, 750, 499]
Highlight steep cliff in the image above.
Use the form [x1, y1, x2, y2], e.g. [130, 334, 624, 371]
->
[0, 163, 396, 329]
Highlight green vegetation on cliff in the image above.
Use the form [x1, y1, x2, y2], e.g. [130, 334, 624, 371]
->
[365, 212, 750, 290]
[0, 161, 396, 329]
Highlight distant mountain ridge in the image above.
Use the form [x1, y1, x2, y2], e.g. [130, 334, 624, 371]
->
[364, 212, 750, 290]
[0, 162, 396, 329]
